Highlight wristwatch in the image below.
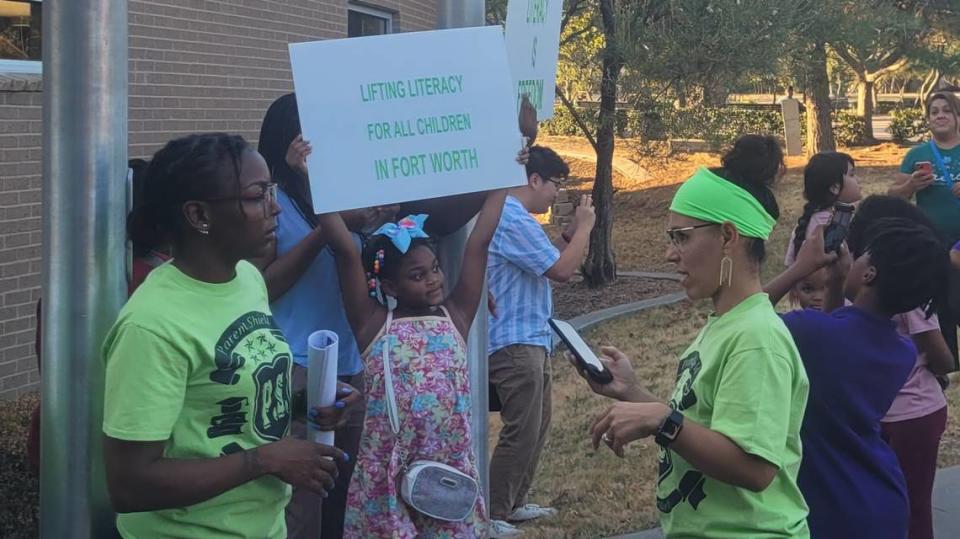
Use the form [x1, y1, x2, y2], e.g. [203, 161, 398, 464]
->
[655, 410, 685, 448]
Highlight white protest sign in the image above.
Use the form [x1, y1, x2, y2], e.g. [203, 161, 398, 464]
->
[504, 0, 564, 119]
[289, 26, 526, 214]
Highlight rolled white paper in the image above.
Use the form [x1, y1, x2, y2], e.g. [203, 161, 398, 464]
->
[307, 330, 339, 446]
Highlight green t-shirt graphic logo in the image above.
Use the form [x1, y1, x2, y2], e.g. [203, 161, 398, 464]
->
[211, 311, 292, 442]
[657, 351, 705, 514]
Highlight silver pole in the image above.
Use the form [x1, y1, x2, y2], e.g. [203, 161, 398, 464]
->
[41, 0, 128, 536]
[436, 0, 490, 509]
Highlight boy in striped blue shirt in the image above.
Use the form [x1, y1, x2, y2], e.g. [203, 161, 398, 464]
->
[487, 146, 595, 538]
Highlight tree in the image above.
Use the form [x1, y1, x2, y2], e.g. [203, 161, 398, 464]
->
[582, 0, 623, 287]
[780, 0, 840, 154]
[828, 1, 934, 142]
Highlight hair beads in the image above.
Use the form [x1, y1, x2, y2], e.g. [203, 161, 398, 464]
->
[367, 249, 385, 298]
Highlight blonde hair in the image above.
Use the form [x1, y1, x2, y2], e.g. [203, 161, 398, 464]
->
[925, 92, 960, 135]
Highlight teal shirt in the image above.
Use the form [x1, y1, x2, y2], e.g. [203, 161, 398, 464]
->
[900, 141, 960, 244]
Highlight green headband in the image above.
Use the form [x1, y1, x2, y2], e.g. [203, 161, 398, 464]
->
[669, 167, 776, 240]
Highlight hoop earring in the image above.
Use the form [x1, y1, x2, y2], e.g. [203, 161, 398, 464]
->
[719, 256, 733, 288]
[198, 224, 210, 236]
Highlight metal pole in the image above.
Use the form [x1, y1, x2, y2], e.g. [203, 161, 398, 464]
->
[436, 0, 490, 508]
[41, 0, 127, 536]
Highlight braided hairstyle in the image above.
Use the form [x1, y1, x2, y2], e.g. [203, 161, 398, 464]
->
[791, 152, 855, 259]
[711, 134, 783, 262]
[851, 217, 948, 316]
[360, 233, 436, 299]
[127, 133, 248, 250]
[846, 195, 948, 317]
[258, 93, 317, 227]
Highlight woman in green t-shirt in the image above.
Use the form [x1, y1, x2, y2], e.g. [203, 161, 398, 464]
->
[890, 91, 960, 365]
[102, 133, 355, 539]
[584, 135, 810, 538]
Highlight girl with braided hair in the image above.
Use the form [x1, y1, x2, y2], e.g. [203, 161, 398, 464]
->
[103, 133, 354, 538]
[783, 151, 860, 267]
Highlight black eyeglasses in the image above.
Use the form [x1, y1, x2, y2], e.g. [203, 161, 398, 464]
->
[206, 182, 278, 217]
[544, 176, 567, 187]
[666, 223, 718, 249]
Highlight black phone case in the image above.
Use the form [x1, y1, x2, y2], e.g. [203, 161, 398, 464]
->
[548, 319, 613, 385]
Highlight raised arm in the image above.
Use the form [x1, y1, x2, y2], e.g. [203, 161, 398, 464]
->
[764, 226, 837, 306]
[446, 188, 508, 337]
[316, 211, 387, 350]
[397, 192, 488, 237]
[250, 227, 327, 302]
[544, 195, 595, 283]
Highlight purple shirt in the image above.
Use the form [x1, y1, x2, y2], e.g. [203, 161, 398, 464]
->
[782, 306, 913, 539]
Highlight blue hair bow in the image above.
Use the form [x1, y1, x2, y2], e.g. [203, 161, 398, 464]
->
[372, 214, 429, 254]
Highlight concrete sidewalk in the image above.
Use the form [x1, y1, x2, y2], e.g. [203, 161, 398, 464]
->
[607, 465, 960, 539]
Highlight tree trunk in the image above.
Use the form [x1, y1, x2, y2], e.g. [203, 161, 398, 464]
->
[805, 43, 836, 154]
[856, 77, 876, 142]
[582, 0, 620, 288]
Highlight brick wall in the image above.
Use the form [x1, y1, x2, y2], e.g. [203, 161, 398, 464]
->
[0, 75, 42, 399]
[0, 0, 439, 400]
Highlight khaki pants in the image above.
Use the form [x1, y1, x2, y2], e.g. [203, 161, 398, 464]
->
[488, 344, 552, 520]
[285, 366, 366, 539]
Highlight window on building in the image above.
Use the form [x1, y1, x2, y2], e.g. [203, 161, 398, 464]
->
[0, 0, 41, 73]
[347, 6, 392, 38]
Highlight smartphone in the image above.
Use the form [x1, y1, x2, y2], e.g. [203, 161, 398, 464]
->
[915, 161, 933, 175]
[823, 202, 855, 253]
[548, 318, 613, 385]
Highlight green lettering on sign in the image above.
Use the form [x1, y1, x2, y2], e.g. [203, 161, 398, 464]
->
[526, 0, 548, 23]
[517, 80, 544, 112]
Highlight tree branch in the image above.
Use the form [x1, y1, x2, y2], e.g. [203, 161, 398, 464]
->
[561, 26, 592, 46]
[831, 43, 867, 77]
[867, 55, 910, 80]
[556, 86, 599, 153]
[560, 0, 587, 34]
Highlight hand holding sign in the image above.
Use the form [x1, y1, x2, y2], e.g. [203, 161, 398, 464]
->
[289, 27, 526, 214]
[519, 94, 539, 145]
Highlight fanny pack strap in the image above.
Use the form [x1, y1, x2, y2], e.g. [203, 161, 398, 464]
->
[380, 310, 410, 470]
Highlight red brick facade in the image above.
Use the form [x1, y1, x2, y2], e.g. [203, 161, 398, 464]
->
[0, 0, 439, 399]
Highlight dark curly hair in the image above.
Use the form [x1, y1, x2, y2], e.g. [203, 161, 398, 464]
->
[360, 232, 437, 299]
[847, 195, 948, 317]
[711, 134, 784, 262]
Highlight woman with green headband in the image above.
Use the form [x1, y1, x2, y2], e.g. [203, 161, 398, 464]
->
[584, 135, 810, 538]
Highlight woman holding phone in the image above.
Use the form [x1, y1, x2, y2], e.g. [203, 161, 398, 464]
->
[890, 91, 960, 364]
[584, 135, 810, 538]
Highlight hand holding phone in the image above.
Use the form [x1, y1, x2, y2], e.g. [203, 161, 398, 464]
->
[549, 319, 613, 385]
[823, 203, 855, 254]
[915, 161, 933, 176]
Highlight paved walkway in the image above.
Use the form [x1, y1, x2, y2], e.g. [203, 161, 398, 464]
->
[607, 465, 960, 539]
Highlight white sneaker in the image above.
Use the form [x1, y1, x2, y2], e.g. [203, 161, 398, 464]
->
[507, 503, 558, 522]
[489, 519, 523, 538]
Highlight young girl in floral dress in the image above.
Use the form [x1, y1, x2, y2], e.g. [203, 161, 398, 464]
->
[319, 184, 509, 538]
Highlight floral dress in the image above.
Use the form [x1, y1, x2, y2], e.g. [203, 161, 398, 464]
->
[344, 307, 487, 538]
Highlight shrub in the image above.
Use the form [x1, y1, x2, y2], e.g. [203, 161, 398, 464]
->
[888, 106, 928, 143]
[833, 110, 867, 147]
[543, 102, 808, 151]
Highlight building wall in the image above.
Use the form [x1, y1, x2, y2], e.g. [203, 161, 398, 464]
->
[0, 0, 439, 400]
[0, 74, 42, 399]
